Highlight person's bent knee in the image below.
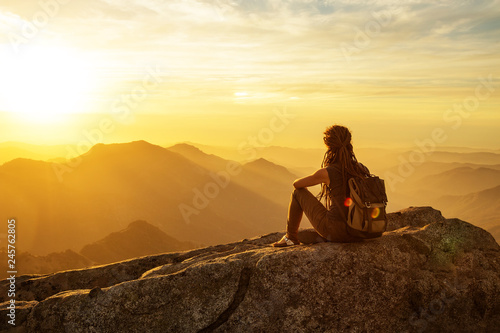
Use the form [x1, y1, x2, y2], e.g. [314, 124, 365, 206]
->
[292, 187, 312, 201]
[292, 187, 309, 198]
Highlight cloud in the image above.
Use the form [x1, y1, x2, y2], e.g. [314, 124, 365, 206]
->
[0, 0, 499, 105]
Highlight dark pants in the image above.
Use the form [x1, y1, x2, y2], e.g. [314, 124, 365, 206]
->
[286, 188, 360, 244]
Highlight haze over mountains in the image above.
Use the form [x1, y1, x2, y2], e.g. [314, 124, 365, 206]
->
[0, 141, 296, 257]
[80, 219, 197, 265]
[0, 220, 197, 278]
[1, 140, 499, 274]
[0, 142, 72, 164]
[171, 142, 500, 242]
[436, 185, 500, 241]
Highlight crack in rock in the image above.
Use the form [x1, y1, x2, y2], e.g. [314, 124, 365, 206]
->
[198, 266, 253, 333]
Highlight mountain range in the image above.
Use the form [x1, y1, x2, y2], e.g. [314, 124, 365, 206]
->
[0, 141, 297, 256]
[80, 219, 197, 265]
[1, 140, 499, 258]
[0, 220, 198, 278]
[396, 166, 500, 201]
[436, 185, 500, 240]
[0, 142, 73, 164]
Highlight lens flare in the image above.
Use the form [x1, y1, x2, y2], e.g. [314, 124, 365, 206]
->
[344, 197, 353, 207]
[371, 207, 380, 219]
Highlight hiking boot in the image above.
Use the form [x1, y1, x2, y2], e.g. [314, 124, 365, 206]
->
[272, 235, 300, 247]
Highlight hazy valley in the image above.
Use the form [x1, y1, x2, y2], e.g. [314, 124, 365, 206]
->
[1, 140, 499, 277]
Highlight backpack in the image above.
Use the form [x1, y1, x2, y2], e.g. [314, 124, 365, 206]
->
[345, 175, 388, 239]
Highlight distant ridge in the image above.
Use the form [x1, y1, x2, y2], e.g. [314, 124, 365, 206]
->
[0, 142, 73, 165]
[82, 140, 166, 159]
[2, 140, 499, 258]
[244, 157, 288, 170]
[80, 220, 197, 265]
[168, 143, 205, 154]
[167, 143, 229, 171]
[0, 249, 93, 278]
[0, 140, 289, 255]
[243, 157, 297, 180]
[404, 166, 500, 196]
[436, 185, 500, 242]
[426, 151, 500, 165]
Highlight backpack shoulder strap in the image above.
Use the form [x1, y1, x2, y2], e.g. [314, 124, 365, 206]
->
[348, 177, 365, 206]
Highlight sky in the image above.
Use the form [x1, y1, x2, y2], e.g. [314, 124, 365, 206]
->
[0, 0, 499, 149]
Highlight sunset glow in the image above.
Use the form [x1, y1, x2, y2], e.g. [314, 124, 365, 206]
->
[0, 4, 499, 327]
[0, 44, 97, 123]
[0, 0, 498, 147]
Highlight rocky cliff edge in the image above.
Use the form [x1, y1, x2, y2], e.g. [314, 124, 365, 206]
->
[1, 207, 499, 332]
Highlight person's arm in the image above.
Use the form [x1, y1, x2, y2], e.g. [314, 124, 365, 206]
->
[293, 168, 330, 189]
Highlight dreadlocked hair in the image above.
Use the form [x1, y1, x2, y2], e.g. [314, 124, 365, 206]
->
[317, 125, 369, 209]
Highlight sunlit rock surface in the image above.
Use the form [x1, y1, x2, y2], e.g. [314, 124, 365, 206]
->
[1, 207, 499, 332]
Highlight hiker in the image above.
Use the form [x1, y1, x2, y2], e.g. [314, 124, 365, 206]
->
[273, 125, 370, 247]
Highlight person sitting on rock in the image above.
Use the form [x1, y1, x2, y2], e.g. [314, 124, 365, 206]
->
[273, 125, 370, 247]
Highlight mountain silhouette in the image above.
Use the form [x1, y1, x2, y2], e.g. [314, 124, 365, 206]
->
[0, 142, 73, 165]
[237, 158, 299, 206]
[0, 141, 287, 255]
[80, 220, 197, 265]
[185, 142, 325, 171]
[243, 157, 296, 180]
[426, 151, 500, 165]
[0, 220, 198, 278]
[167, 143, 229, 171]
[167, 144, 300, 211]
[436, 185, 500, 242]
[398, 166, 500, 202]
[2, 141, 499, 259]
[0, 249, 93, 278]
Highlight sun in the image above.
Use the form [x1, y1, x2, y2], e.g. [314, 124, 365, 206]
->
[0, 44, 96, 124]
